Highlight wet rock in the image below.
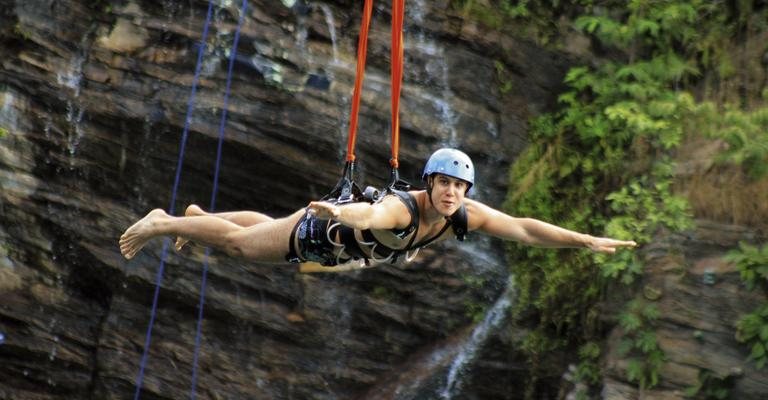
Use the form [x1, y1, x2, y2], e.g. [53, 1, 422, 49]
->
[602, 222, 768, 399]
[0, 0, 572, 398]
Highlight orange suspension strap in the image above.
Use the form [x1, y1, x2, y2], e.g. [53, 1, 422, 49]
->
[346, 0, 374, 164]
[327, 0, 374, 203]
[387, 0, 406, 189]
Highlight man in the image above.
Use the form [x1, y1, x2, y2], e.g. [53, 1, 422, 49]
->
[119, 148, 636, 267]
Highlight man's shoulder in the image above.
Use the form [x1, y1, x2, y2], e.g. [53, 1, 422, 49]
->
[463, 198, 495, 220]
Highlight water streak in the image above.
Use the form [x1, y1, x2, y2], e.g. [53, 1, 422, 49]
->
[316, 3, 339, 63]
[57, 51, 87, 158]
[0, 91, 17, 133]
[406, 1, 459, 146]
[440, 284, 513, 399]
[56, 54, 84, 97]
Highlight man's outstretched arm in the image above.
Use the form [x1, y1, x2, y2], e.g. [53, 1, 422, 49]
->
[306, 195, 411, 231]
[465, 199, 636, 254]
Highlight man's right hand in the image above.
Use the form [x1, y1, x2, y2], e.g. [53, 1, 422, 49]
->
[307, 201, 340, 220]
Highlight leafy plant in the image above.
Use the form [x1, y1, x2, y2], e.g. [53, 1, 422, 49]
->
[449, 0, 596, 44]
[735, 304, 768, 369]
[728, 243, 768, 369]
[617, 300, 664, 388]
[476, 0, 768, 396]
[684, 369, 735, 399]
[726, 242, 768, 291]
[574, 341, 602, 385]
[496, 0, 762, 395]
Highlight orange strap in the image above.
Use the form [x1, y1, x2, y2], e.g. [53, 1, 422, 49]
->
[345, 0, 374, 163]
[389, 0, 405, 169]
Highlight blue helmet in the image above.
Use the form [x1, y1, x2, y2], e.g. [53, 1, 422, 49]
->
[422, 148, 475, 193]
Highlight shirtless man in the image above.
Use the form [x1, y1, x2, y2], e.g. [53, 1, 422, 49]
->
[119, 148, 636, 266]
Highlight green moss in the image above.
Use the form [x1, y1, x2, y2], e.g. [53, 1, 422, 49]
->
[13, 23, 31, 41]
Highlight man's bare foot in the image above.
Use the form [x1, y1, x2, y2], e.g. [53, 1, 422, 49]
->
[175, 204, 205, 251]
[120, 209, 168, 259]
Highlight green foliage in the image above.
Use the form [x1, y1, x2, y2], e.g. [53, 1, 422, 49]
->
[728, 242, 768, 369]
[489, 0, 767, 395]
[494, 60, 514, 94]
[598, 160, 693, 284]
[505, 0, 698, 299]
[13, 23, 32, 41]
[450, 0, 596, 44]
[371, 286, 396, 301]
[0, 127, 8, 137]
[495, 0, 768, 394]
[726, 242, 768, 291]
[574, 341, 602, 384]
[461, 273, 490, 322]
[617, 300, 664, 388]
[684, 369, 735, 399]
[692, 104, 768, 179]
[735, 304, 768, 369]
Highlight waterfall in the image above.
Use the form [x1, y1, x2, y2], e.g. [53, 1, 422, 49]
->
[406, 0, 459, 146]
[57, 53, 86, 157]
[363, 277, 514, 400]
[0, 91, 17, 133]
[440, 283, 513, 399]
[316, 3, 339, 63]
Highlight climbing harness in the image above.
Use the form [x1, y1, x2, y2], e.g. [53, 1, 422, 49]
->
[133, 1, 247, 399]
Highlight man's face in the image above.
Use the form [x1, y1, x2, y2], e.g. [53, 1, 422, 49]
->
[429, 174, 468, 216]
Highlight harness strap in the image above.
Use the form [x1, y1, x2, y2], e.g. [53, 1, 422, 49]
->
[339, 226, 367, 259]
[449, 204, 468, 241]
[408, 220, 452, 250]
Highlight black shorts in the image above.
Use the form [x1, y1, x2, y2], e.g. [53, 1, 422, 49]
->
[286, 211, 350, 266]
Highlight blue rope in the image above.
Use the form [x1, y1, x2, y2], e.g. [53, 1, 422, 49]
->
[134, 2, 216, 399]
[189, 1, 248, 398]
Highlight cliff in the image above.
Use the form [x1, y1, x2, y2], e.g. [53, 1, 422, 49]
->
[0, 1, 569, 398]
[1, 1, 766, 399]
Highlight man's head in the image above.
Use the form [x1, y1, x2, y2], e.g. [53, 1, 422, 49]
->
[422, 148, 475, 191]
[422, 148, 475, 214]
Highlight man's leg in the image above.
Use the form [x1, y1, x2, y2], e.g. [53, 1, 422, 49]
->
[175, 205, 275, 250]
[120, 208, 304, 262]
[183, 204, 274, 225]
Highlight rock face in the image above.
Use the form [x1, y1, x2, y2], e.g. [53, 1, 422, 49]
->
[3, 1, 766, 399]
[0, 1, 571, 399]
[601, 223, 768, 400]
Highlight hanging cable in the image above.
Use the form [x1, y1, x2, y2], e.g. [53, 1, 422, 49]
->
[133, 2, 216, 399]
[189, 1, 248, 399]
[389, 0, 404, 170]
[345, 0, 374, 163]
[384, 0, 406, 191]
[325, 0, 374, 203]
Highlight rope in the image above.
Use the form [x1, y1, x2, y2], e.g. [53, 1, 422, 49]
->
[133, 2, 215, 399]
[390, 0, 405, 169]
[345, 0, 374, 162]
[189, 1, 248, 398]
